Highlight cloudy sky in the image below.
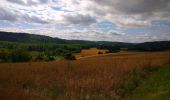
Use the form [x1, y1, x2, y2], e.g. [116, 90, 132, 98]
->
[0, 0, 170, 42]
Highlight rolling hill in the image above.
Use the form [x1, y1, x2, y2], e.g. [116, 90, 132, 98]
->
[0, 31, 66, 44]
[0, 31, 170, 51]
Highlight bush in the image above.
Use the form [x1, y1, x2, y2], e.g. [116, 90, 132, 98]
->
[0, 49, 10, 62]
[98, 51, 103, 54]
[35, 53, 45, 61]
[49, 56, 55, 61]
[64, 53, 76, 60]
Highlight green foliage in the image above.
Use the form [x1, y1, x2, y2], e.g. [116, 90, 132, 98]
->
[0, 49, 10, 62]
[0, 41, 80, 62]
[10, 49, 32, 62]
[118, 69, 142, 97]
[35, 52, 46, 61]
[0, 48, 32, 62]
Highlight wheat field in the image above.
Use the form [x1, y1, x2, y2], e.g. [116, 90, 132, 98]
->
[0, 51, 170, 100]
[74, 48, 108, 59]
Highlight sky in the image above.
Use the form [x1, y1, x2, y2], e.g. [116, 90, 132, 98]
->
[0, 0, 170, 43]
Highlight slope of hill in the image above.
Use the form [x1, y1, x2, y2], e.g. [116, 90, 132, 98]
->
[0, 31, 170, 51]
[0, 31, 66, 44]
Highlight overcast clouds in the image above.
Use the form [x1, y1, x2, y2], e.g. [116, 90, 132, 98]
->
[0, 0, 170, 42]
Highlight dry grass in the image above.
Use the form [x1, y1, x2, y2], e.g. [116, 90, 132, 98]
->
[0, 51, 170, 100]
[75, 48, 107, 58]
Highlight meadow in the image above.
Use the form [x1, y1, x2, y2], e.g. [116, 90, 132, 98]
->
[0, 51, 170, 100]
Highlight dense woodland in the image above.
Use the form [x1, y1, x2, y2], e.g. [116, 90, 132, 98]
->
[0, 31, 170, 62]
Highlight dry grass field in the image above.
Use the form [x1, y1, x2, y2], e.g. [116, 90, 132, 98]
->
[74, 48, 108, 59]
[0, 51, 170, 100]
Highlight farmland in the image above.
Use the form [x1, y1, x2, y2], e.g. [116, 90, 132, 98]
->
[1, 1, 170, 99]
[0, 51, 170, 100]
[74, 48, 108, 59]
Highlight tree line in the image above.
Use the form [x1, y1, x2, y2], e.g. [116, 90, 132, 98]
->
[0, 42, 89, 62]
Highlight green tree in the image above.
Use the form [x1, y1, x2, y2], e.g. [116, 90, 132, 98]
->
[10, 49, 32, 62]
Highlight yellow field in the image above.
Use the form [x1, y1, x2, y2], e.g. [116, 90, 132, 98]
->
[74, 48, 108, 59]
[0, 51, 170, 100]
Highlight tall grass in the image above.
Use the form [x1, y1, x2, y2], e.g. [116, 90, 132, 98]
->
[0, 51, 170, 100]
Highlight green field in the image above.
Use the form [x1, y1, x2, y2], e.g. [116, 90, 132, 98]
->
[129, 64, 170, 100]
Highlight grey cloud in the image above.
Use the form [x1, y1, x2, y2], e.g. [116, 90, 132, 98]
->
[64, 14, 97, 25]
[92, 0, 170, 18]
[0, 7, 18, 21]
[89, 0, 170, 27]
[7, 0, 50, 5]
[116, 0, 169, 14]
[0, 7, 47, 24]
[7, 0, 24, 5]
[38, 0, 49, 3]
[22, 15, 48, 24]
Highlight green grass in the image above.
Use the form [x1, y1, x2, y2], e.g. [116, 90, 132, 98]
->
[128, 65, 170, 100]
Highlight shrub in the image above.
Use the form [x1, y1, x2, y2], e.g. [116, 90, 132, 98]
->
[0, 49, 10, 62]
[98, 51, 103, 54]
[64, 53, 76, 60]
[35, 53, 46, 61]
[49, 56, 55, 61]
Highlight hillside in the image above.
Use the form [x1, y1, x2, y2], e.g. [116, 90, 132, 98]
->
[0, 31, 170, 51]
[0, 31, 66, 44]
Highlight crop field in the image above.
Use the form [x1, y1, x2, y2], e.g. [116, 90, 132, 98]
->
[74, 48, 108, 59]
[0, 51, 170, 100]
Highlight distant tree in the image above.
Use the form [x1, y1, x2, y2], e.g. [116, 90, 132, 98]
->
[10, 49, 32, 62]
[97, 44, 120, 53]
[108, 45, 120, 53]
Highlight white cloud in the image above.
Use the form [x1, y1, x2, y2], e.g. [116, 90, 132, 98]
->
[7, 0, 51, 6]
[0, 0, 170, 42]
[0, 0, 170, 27]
